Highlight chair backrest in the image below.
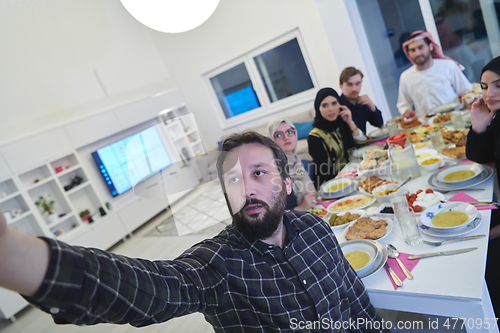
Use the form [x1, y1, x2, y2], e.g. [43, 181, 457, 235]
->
[301, 159, 314, 181]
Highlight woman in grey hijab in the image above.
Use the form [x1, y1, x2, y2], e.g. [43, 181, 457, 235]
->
[267, 117, 317, 211]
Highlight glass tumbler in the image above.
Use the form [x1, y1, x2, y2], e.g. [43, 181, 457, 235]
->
[450, 111, 465, 130]
[390, 196, 421, 245]
[428, 128, 445, 151]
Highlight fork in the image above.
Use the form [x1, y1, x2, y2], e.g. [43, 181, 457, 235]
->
[422, 235, 486, 246]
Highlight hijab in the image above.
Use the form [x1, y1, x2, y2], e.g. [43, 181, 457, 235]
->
[313, 88, 344, 132]
[267, 117, 315, 204]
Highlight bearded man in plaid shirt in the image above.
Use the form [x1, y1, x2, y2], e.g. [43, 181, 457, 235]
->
[0, 131, 387, 332]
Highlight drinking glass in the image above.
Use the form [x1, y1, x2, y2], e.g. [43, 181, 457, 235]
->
[390, 196, 421, 245]
[387, 121, 399, 136]
[428, 128, 445, 150]
[450, 111, 465, 130]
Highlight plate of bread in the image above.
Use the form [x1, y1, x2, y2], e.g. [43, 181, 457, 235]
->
[440, 146, 466, 160]
[357, 149, 392, 177]
[400, 117, 422, 130]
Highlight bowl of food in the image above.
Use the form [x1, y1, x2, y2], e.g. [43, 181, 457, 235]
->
[320, 177, 355, 198]
[341, 240, 379, 276]
[418, 156, 443, 172]
[327, 209, 366, 231]
[420, 202, 478, 230]
[372, 183, 403, 204]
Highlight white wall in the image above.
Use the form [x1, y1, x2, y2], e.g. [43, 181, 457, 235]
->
[147, 0, 342, 150]
[0, 0, 176, 145]
[0, 0, 362, 152]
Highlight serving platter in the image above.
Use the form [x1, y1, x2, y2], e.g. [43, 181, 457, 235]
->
[430, 102, 458, 114]
[341, 217, 393, 242]
[429, 114, 452, 126]
[419, 215, 482, 238]
[435, 163, 483, 184]
[327, 194, 376, 213]
[427, 163, 493, 191]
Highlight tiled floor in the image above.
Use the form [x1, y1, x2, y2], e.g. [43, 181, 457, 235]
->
[0, 180, 466, 332]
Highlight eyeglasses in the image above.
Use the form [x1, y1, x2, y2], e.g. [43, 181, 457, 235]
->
[274, 128, 296, 140]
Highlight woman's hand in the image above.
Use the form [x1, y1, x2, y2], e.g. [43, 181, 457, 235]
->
[339, 105, 353, 124]
[470, 97, 495, 134]
[295, 192, 317, 211]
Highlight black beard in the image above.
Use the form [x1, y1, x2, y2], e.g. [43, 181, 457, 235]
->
[232, 188, 287, 240]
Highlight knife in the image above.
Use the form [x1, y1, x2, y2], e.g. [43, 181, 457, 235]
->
[408, 247, 477, 260]
[469, 202, 499, 207]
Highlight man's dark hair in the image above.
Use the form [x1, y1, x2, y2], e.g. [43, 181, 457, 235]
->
[404, 32, 431, 52]
[339, 67, 364, 84]
[216, 131, 289, 194]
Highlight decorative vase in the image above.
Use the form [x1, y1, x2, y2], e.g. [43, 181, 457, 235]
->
[47, 213, 58, 225]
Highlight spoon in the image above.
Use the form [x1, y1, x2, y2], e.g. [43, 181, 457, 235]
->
[395, 177, 412, 192]
[386, 244, 413, 280]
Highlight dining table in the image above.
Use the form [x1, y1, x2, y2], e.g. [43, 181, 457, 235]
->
[330, 158, 499, 333]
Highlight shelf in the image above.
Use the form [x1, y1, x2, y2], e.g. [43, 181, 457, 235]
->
[185, 128, 196, 136]
[27, 176, 54, 191]
[47, 212, 75, 228]
[55, 164, 81, 177]
[7, 211, 33, 225]
[173, 135, 187, 141]
[190, 140, 201, 147]
[0, 178, 18, 197]
[0, 191, 21, 204]
[65, 181, 90, 195]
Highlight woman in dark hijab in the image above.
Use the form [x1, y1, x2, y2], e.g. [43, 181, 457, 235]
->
[466, 56, 500, 317]
[308, 88, 367, 189]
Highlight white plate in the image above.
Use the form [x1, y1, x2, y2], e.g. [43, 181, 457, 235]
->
[419, 215, 482, 238]
[340, 239, 379, 275]
[415, 148, 438, 161]
[358, 240, 389, 279]
[327, 209, 366, 231]
[342, 217, 393, 242]
[429, 114, 452, 125]
[420, 202, 478, 231]
[435, 163, 483, 184]
[428, 164, 494, 191]
[327, 194, 377, 213]
[352, 145, 384, 159]
[431, 102, 458, 114]
[368, 128, 390, 141]
[410, 191, 445, 216]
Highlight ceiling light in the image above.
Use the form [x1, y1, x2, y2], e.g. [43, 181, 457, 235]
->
[120, 0, 220, 33]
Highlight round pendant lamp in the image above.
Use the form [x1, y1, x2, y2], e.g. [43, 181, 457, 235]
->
[120, 0, 220, 33]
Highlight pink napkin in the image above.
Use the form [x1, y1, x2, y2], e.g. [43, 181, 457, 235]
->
[319, 199, 336, 209]
[384, 252, 420, 290]
[449, 191, 497, 210]
[338, 170, 358, 178]
[370, 138, 387, 146]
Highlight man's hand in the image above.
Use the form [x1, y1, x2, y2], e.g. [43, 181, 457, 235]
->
[0, 210, 50, 296]
[470, 97, 495, 134]
[402, 109, 416, 119]
[357, 95, 376, 111]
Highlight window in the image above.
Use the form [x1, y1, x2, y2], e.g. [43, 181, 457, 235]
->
[254, 38, 314, 103]
[206, 31, 316, 128]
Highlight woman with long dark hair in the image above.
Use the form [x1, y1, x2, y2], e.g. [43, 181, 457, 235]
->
[466, 56, 500, 316]
[308, 88, 367, 189]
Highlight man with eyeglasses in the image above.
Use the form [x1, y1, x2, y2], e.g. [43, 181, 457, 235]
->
[0, 131, 387, 333]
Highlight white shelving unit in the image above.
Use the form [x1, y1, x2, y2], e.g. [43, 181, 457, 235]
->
[158, 105, 205, 161]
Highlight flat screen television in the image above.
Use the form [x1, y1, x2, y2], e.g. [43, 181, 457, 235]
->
[92, 126, 172, 197]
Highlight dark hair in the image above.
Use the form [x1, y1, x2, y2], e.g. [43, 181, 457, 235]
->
[482, 56, 500, 79]
[216, 131, 289, 193]
[404, 32, 431, 52]
[339, 67, 364, 84]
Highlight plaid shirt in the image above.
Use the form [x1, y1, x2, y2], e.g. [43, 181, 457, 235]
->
[25, 210, 385, 332]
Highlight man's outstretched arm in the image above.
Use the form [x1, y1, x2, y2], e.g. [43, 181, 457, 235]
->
[0, 210, 50, 296]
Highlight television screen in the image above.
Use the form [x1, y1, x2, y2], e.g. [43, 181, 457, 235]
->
[92, 126, 172, 197]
